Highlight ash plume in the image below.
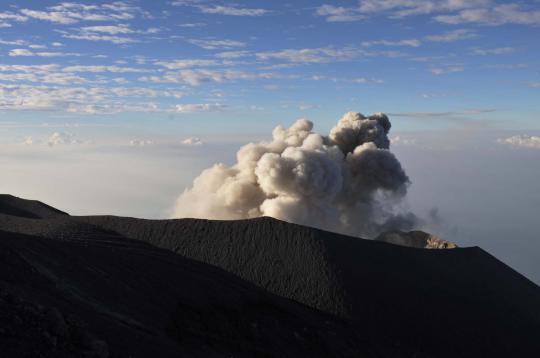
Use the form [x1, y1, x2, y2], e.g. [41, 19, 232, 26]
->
[173, 112, 417, 237]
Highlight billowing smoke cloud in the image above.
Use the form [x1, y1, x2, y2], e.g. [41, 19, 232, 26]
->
[173, 112, 417, 237]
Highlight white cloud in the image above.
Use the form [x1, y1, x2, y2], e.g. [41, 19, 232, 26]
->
[425, 29, 477, 42]
[62, 65, 152, 73]
[22, 136, 34, 145]
[199, 5, 269, 16]
[0, 12, 27, 27]
[316, 1, 540, 26]
[9, 48, 80, 57]
[472, 47, 515, 56]
[362, 39, 421, 47]
[109, 87, 185, 98]
[0, 64, 60, 73]
[155, 59, 219, 69]
[315, 4, 365, 22]
[0, 12, 28, 22]
[188, 39, 246, 50]
[435, 4, 540, 25]
[20, 2, 140, 25]
[130, 139, 154, 146]
[214, 50, 251, 59]
[81, 24, 133, 34]
[0, 39, 28, 46]
[0, 69, 88, 85]
[172, 1, 269, 16]
[175, 103, 226, 113]
[390, 135, 417, 146]
[256, 47, 360, 64]
[178, 22, 206, 27]
[357, 0, 491, 17]
[47, 132, 80, 147]
[140, 69, 278, 86]
[430, 66, 465, 75]
[8, 48, 33, 57]
[498, 135, 540, 149]
[0, 84, 181, 113]
[60, 31, 138, 44]
[182, 137, 204, 145]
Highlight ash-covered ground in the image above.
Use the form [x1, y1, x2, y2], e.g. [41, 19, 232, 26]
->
[1, 194, 539, 357]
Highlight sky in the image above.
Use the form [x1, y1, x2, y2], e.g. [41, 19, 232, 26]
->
[0, 1, 539, 282]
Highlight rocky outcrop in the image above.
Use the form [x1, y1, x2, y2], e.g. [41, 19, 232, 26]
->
[375, 230, 458, 249]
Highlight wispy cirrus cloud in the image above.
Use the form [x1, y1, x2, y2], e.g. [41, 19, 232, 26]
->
[362, 39, 421, 47]
[315, 4, 365, 22]
[389, 108, 495, 119]
[188, 39, 246, 50]
[0, 84, 184, 113]
[435, 3, 540, 25]
[175, 103, 226, 113]
[315, 1, 540, 26]
[140, 69, 279, 86]
[155, 59, 219, 69]
[9, 48, 80, 57]
[62, 65, 153, 73]
[425, 29, 477, 42]
[57, 29, 138, 44]
[255, 47, 360, 63]
[0, 11, 28, 27]
[472, 47, 515, 56]
[171, 1, 270, 16]
[429, 65, 465, 75]
[20, 2, 142, 25]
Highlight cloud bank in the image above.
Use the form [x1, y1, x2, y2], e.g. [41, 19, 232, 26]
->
[173, 112, 416, 237]
[498, 135, 540, 149]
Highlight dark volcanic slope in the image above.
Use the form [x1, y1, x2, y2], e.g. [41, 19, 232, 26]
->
[76, 215, 540, 357]
[0, 229, 372, 358]
[1, 196, 540, 357]
[0, 194, 68, 219]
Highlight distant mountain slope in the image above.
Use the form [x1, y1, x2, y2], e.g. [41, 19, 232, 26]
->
[0, 194, 68, 219]
[1, 196, 539, 357]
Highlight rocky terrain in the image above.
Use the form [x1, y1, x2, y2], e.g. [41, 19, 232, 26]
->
[375, 230, 458, 249]
[1, 194, 539, 357]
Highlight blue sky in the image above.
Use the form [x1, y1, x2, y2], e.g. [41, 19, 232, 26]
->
[0, 0, 538, 137]
[1, 1, 540, 281]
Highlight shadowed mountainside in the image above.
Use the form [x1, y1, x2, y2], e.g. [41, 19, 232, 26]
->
[1, 194, 539, 357]
[0, 194, 68, 219]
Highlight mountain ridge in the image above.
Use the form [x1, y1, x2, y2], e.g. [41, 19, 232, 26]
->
[1, 194, 539, 357]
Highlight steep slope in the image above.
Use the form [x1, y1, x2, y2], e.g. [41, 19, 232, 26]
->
[76, 215, 540, 357]
[0, 194, 68, 219]
[1, 196, 539, 357]
[0, 228, 372, 358]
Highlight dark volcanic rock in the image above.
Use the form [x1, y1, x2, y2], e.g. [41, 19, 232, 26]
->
[74, 215, 540, 357]
[1, 195, 540, 357]
[375, 230, 458, 249]
[0, 194, 68, 219]
[0, 228, 372, 358]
